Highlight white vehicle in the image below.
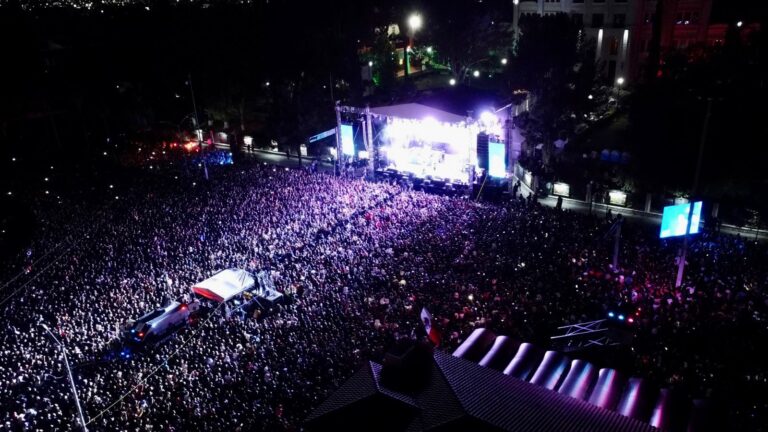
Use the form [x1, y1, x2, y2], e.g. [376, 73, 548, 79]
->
[122, 300, 198, 344]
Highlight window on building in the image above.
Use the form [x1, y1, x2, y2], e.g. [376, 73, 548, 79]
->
[613, 14, 626, 27]
[609, 37, 619, 55]
[572, 13, 584, 26]
[592, 13, 604, 27]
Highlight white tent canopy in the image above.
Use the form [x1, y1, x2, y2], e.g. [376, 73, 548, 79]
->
[191, 269, 255, 303]
[369, 103, 467, 124]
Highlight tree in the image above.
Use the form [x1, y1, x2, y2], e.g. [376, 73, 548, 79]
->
[628, 22, 766, 206]
[509, 13, 588, 166]
[365, 27, 398, 97]
[423, 0, 514, 82]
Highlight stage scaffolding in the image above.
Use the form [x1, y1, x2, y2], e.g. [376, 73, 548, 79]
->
[333, 100, 528, 184]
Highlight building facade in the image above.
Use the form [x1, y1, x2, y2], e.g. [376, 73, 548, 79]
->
[630, 0, 713, 78]
[512, 0, 720, 83]
[514, 0, 636, 84]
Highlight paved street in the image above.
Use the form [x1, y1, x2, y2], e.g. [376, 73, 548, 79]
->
[540, 195, 765, 240]
[242, 148, 766, 241]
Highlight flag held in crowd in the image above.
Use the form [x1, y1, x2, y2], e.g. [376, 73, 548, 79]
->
[420, 307, 441, 346]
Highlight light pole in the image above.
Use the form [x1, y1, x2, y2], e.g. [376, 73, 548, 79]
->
[187, 73, 208, 180]
[39, 323, 88, 432]
[675, 97, 713, 287]
[614, 77, 625, 109]
[405, 13, 422, 77]
[512, 0, 521, 45]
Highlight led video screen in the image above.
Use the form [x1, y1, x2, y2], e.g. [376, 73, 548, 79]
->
[660, 201, 702, 238]
[488, 141, 506, 178]
[378, 117, 479, 183]
[553, 182, 570, 197]
[340, 124, 355, 156]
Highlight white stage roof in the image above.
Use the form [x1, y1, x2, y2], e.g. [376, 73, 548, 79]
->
[192, 269, 255, 303]
[369, 103, 467, 124]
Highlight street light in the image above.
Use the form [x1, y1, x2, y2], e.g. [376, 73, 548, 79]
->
[449, 78, 456, 86]
[368, 60, 373, 67]
[39, 323, 88, 431]
[501, 58, 508, 65]
[405, 13, 422, 77]
[408, 13, 422, 32]
[473, 70, 480, 78]
[614, 77, 626, 109]
[186, 73, 208, 180]
[736, 21, 743, 28]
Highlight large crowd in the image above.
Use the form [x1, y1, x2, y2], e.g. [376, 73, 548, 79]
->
[1, 160, 767, 431]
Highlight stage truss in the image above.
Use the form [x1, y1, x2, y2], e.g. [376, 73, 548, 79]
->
[334, 102, 525, 185]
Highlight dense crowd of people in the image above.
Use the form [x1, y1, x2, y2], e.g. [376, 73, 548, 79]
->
[1, 160, 767, 431]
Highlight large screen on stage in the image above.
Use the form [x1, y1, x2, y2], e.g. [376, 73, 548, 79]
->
[340, 124, 355, 156]
[660, 201, 702, 238]
[378, 117, 480, 183]
[488, 141, 506, 178]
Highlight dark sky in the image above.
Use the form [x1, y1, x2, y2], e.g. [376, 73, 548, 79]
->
[711, 0, 765, 23]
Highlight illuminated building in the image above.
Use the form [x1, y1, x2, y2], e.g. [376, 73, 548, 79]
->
[512, 0, 757, 83]
[513, 0, 636, 84]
